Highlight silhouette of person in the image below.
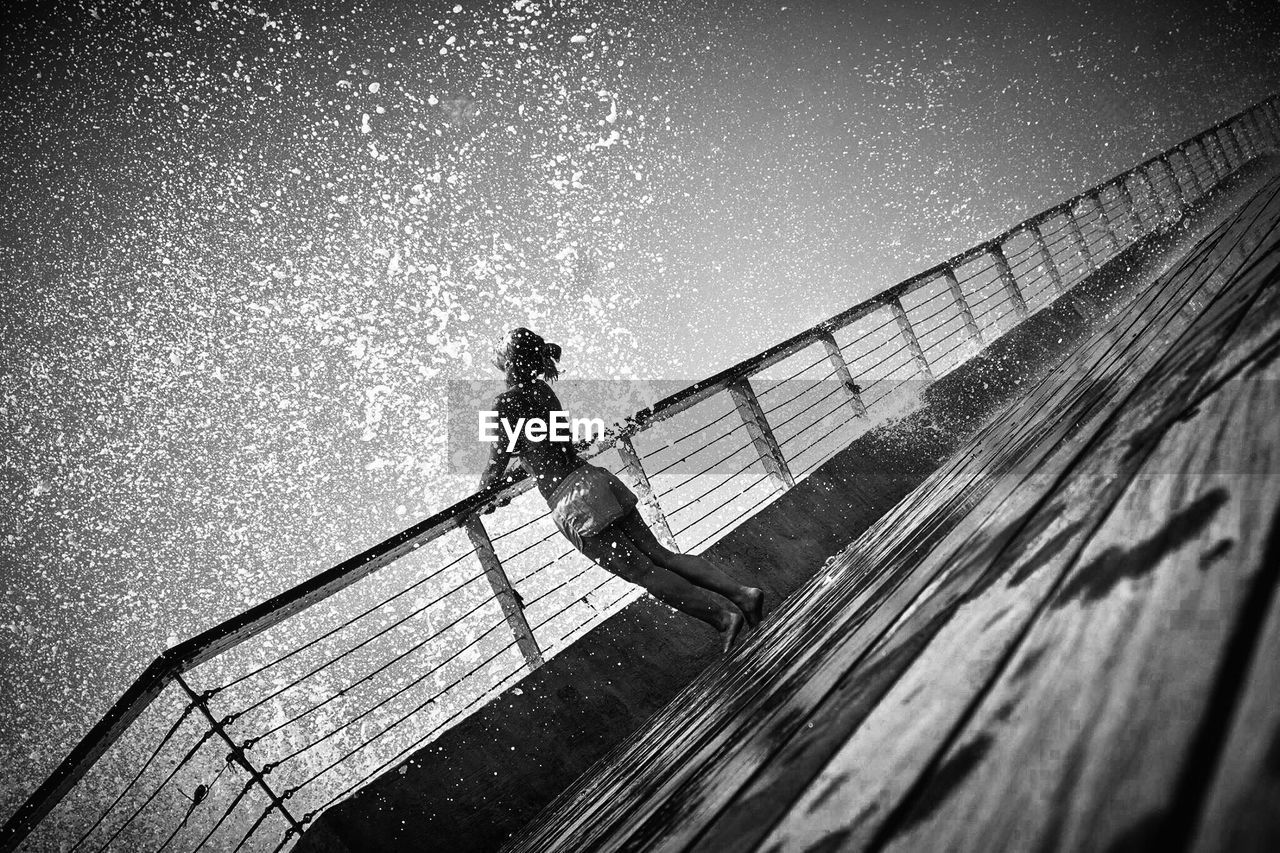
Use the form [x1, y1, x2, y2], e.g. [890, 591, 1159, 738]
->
[477, 327, 763, 651]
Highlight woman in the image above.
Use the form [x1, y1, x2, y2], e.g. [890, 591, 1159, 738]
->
[477, 327, 764, 652]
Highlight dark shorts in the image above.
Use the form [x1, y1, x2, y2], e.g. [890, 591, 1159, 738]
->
[549, 463, 639, 551]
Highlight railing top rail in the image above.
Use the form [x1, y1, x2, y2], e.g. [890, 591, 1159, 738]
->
[3, 92, 1274, 852]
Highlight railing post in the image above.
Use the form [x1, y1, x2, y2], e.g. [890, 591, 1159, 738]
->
[886, 296, 935, 379]
[1229, 124, 1250, 162]
[1196, 137, 1221, 180]
[1117, 176, 1144, 233]
[1030, 222, 1065, 297]
[614, 435, 679, 552]
[1239, 119, 1259, 157]
[176, 675, 305, 838]
[1161, 156, 1188, 210]
[1091, 192, 1122, 254]
[1261, 104, 1278, 144]
[1211, 132, 1233, 173]
[989, 244, 1029, 321]
[1187, 142, 1211, 192]
[1208, 131, 1228, 171]
[1254, 110, 1276, 148]
[1137, 167, 1167, 223]
[942, 266, 984, 343]
[817, 331, 868, 419]
[728, 378, 795, 491]
[1240, 120, 1258, 158]
[1264, 103, 1280, 144]
[1065, 204, 1097, 274]
[1249, 110, 1265, 145]
[464, 516, 544, 671]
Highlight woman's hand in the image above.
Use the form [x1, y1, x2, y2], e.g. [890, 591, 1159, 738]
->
[482, 494, 512, 515]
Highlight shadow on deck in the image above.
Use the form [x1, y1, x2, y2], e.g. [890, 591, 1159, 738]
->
[494, 171, 1280, 851]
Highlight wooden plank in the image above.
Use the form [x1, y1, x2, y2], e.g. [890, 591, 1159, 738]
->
[501, 178, 1280, 853]
[877, 360, 1280, 853]
[1191, 508, 1280, 852]
[749, 211, 1280, 853]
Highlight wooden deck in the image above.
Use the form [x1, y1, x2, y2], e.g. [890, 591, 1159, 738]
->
[501, 176, 1280, 853]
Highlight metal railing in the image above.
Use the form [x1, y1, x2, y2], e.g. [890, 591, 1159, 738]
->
[3, 95, 1277, 852]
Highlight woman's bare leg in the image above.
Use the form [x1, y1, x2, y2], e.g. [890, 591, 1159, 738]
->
[578, 525, 744, 652]
[617, 512, 764, 627]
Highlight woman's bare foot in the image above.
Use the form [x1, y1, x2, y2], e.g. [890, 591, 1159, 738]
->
[720, 610, 745, 653]
[738, 587, 764, 628]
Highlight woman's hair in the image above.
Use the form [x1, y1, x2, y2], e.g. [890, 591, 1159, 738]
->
[494, 327, 561, 382]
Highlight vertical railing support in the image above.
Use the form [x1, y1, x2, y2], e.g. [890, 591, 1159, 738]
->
[1229, 124, 1250, 162]
[1211, 133, 1233, 173]
[1117, 177, 1144, 233]
[464, 516, 544, 671]
[886, 296, 936, 378]
[1186, 143, 1209, 194]
[728, 378, 795, 491]
[1254, 109, 1272, 147]
[1161, 156, 1188, 210]
[1254, 110, 1276, 148]
[817, 330, 868, 419]
[1240, 120, 1259, 157]
[1030, 221, 1065, 297]
[614, 436, 679, 551]
[989, 244, 1029, 321]
[1138, 167, 1167, 224]
[1066, 204, 1097, 275]
[942, 266, 984, 343]
[1237, 122, 1256, 159]
[1197, 137, 1221, 180]
[176, 675, 306, 838]
[1264, 103, 1280, 144]
[1261, 105, 1277, 144]
[1092, 192, 1122, 254]
[1209, 131, 1229, 171]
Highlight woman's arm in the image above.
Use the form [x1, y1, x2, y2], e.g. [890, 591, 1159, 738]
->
[477, 395, 523, 512]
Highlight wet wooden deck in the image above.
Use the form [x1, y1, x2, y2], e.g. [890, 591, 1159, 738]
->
[501, 176, 1280, 853]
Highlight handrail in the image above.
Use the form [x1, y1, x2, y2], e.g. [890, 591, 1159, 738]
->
[3, 94, 1276, 852]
